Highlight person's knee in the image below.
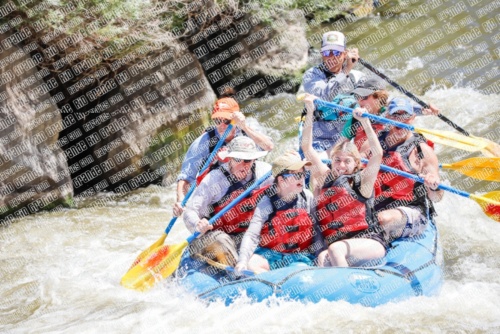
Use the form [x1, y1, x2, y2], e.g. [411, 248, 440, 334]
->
[317, 250, 329, 267]
[249, 254, 270, 273]
[260, 260, 270, 271]
[378, 210, 405, 226]
[377, 211, 393, 225]
[329, 242, 348, 257]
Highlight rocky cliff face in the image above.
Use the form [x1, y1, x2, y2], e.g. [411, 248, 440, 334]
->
[0, 34, 73, 223]
[184, 2, 310, 98]
[55, 38, 215, 197]
[0, 0, 313, 223]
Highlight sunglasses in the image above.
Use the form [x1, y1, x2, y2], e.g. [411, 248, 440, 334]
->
[388, 111, 412, 120]
[232, 158, 254, 163]
[321, 50, 342, 57]
[281, 172, 306, 180]
[214, 118, 231, 125]
[355, 94, 371, 101]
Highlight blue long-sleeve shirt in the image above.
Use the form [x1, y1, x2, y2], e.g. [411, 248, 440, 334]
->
[177, 128, 242, 184]
[302, 65, 364, 151]
[302, 65, 363, 101]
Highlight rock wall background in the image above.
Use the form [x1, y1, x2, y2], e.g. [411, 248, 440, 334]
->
[0, 0, 364, 223]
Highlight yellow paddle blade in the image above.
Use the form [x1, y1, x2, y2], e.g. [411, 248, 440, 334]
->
[296, 93, 306, 101]
[127, 234, 167, 270]
[471, 191, 500, 222]
[121, 240, 188, 291]
[441, 157, 500, 182]
[470, 136, 500, 157]
[416, 127, 489, 152]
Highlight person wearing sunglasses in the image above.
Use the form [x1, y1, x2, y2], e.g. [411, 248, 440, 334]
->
[360, 97, 444, 243]
[302, 31, 362, 102]
[336, 77, 390, 151]
[340, 78, 440, 153]
[302, 94, 388, 268]
[183, 136, 273, 268]
[300, 31, 364, 155]
[174, 96, 273, 217]
[235, 151, 320, 275]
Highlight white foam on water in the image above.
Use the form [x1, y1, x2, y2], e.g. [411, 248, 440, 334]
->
[405, 57, 424, 71]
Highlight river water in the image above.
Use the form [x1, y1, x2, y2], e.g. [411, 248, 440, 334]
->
[2, 0, 500, 332]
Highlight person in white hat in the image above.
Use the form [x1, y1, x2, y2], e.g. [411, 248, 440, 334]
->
[183, 136, 273, 267]
[302, 31, 363, 101]
[235, 151, 321, 275]
[299, 31, 364, 155]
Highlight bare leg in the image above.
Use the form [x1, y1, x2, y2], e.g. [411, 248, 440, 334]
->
[328, 241, 350, 267]
[328, 239, 386, 267]
[344, 239, 386, 267]
[248, 254, 270, 274]
[317, 250, 330, 267]
[377, 209, 407, 241]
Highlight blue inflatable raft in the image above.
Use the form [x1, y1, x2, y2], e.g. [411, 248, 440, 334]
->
[175, 221, 443, 307]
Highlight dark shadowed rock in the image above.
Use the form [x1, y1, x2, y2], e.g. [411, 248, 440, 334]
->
[0, 33, 73, 224]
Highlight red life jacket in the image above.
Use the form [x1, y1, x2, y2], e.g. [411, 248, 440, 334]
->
[374, 133, 434, 215]
[259, 190, 314, 253]
[316, 172, 376, 245]
[208, 165, 266, 235]
[354, 122, 385, 151]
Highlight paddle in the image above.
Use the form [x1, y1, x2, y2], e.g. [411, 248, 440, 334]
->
[121, 170, 272, 291]
[359, 58, 500, 157]
[193, 254, 255, 277]
[361, 159, 500, 223]
[312, 99, 490, 154]
[321, 155, 500, 182]
[125, 124, 234, 270]
[298, 118, 305, 158]
[440, 157, 500, 182]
